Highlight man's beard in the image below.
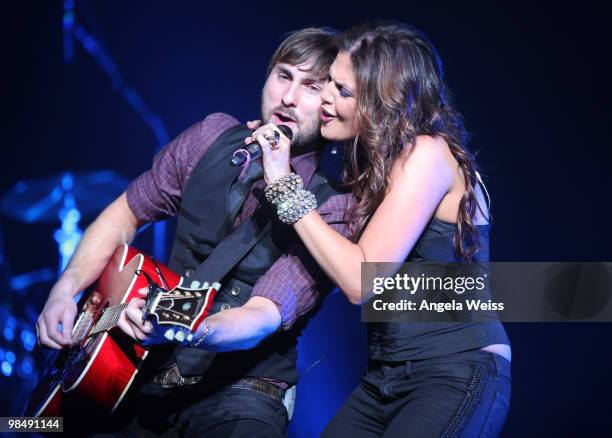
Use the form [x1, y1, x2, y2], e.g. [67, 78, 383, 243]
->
[261, 105, 322, 152]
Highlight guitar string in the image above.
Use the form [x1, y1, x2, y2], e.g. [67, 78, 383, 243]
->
[90, 303, 129, 335]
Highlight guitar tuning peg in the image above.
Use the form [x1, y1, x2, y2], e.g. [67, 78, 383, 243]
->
[211, 282, 221, 291]
[201, 282, 210, 289]
[190, 280, 201, 289]
[187, 333, 194, 342]
[164, 328, 175, 341]
[175, 330, 186, 343]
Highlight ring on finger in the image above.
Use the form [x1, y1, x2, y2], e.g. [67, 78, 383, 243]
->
[263, 130, 281, 150]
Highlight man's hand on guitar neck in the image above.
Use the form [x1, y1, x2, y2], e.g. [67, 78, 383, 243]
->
[118, 284, 283, 352]
[118, 288, 158, 343]
[118, 287, 206, 346]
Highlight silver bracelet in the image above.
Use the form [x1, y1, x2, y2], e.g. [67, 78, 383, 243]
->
[264, 172, 317, 224]
[276, 189, 317, 224]
[264, 173, 304, 205]
[190, 319, 212, 348]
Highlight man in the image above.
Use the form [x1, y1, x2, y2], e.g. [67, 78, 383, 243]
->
[36, 28, 351, 436]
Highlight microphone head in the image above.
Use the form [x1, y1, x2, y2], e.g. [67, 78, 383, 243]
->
[278, 125, 294, 141]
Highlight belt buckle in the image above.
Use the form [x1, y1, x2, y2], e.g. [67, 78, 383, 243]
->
[159, 366, 180, 389]
[156, 364, 200, 389]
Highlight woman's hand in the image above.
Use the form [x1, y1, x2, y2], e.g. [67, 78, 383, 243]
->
[246, 123, 292, 184]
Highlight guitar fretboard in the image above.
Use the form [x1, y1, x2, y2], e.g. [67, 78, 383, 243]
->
[90, 303, 129, 335]
[73, 303, 129, 342]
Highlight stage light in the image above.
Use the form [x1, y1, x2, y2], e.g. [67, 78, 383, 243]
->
[3, 327, 14, 342]
[5, 316, 16, 329]
[21, 330, 36, 352]
[5, 351, 15, 364]
[1, 361, 12, 377]
[19, 356, 34, 376]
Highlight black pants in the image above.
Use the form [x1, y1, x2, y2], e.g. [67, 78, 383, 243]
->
[322, 350, 511, 438]
[67, 381, 288, 437]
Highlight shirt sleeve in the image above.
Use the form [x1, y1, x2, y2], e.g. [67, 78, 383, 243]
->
[251, 193, 355, 330]
[126, 113, 240, 222]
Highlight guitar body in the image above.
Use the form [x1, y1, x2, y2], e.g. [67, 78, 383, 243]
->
[25, 245, 215, 417]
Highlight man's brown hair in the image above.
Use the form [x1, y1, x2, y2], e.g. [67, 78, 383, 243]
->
[267, 28, 337, 79]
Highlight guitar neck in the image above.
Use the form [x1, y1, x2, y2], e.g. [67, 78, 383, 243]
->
[91, 303, 129, 335]
[74, 303, 129, 341]
[72, 282, 219, 343]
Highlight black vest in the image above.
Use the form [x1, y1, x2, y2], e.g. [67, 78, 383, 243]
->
[166, 124, 342, 385]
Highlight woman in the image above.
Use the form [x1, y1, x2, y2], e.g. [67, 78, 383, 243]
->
[250, 22, 511, 437]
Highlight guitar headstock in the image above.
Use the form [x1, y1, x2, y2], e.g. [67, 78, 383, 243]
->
[146, 282, 219, 333]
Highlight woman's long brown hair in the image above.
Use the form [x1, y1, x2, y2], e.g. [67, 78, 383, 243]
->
[337, 22, 485, 260]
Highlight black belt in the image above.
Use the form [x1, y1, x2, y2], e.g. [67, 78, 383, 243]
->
[153, 364, 286, 402]
[230, 377, 286, 402]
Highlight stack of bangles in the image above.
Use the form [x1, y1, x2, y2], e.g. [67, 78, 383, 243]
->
[264, 173, 317, 224]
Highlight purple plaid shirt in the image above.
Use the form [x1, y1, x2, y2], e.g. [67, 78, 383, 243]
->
[126, 113, 353, 330]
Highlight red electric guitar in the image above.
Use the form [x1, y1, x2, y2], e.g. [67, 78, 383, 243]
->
[24, 244, 218, 417]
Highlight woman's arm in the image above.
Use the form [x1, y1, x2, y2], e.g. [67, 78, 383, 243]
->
[256, 126, 456, 304]
[296, 136, 454, 303]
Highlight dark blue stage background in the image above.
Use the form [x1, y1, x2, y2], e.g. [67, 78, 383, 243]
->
[1, 1, 611, 436]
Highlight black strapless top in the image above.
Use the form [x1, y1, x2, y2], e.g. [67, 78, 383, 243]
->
[368, 217, 510, 362]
